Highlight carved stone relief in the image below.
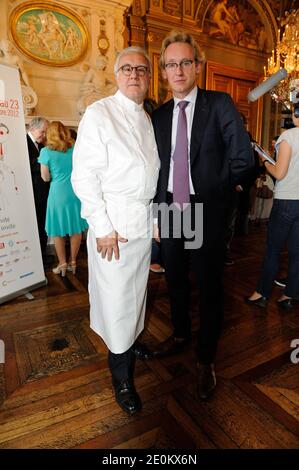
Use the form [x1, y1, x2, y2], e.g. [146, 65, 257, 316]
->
[77, 55, 116, 115]
[114, 17, 125, 54]
[0, 38, 38, 114]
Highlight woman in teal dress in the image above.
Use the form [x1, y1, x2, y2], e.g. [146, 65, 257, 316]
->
[38, 121, 88, 276]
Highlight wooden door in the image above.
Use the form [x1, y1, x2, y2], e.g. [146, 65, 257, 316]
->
[206, 61, 263, 142]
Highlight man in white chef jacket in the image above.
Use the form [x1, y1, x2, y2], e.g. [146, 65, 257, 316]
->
[72, 47, 160, 415]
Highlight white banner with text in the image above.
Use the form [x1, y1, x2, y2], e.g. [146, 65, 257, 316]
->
[0, 64, 46, 304]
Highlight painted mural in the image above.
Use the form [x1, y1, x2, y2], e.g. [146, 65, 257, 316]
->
[204, 0, 270, 52]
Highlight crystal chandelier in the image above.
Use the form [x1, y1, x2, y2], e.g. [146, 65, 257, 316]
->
[264, 8, 299, 105]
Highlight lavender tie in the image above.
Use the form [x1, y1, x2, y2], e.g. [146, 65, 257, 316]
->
[173, 100, 190, 209]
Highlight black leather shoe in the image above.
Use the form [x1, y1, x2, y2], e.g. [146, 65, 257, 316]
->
[152, 334, 191, 358]
[277, 298, 293, 310]
[113, 380, 142, 415]
[131, 341, 152, 361]
[197, 363, 216, 400]
[245, 295, 267, 308]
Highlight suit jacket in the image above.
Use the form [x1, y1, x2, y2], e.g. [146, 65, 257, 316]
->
[26, 134, 49, 207]
[152, 88, 254, 211]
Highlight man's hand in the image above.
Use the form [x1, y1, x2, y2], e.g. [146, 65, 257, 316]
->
[96, 230, 128, 261]
[153, 224, 160, 243]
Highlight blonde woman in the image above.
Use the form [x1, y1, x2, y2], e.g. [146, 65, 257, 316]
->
[38, 121, 88, 275]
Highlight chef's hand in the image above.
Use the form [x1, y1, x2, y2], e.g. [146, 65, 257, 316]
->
[96, 230, 128, 261]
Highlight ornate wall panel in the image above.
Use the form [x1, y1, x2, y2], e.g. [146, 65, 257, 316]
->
[127, 0, 283, 145]
[128, 14, 147, 47]
[163, 0, 183, 17]
[129, 0, 278, 104]
[196, 0, 276, 51]
[184, 0, 194, 18]
[1, 0, 132, 124]
[206, 60, 262, 141]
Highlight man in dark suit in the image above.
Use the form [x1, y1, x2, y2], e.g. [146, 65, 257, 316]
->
[27, 117, 50, 264]
[151, 31, 254, 399]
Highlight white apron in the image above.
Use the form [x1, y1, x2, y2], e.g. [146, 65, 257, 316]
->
[72, 90, 160, 353]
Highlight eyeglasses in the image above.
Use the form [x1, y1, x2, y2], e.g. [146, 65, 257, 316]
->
[118, 64, 149, 76]
[164, 59, 195, 71]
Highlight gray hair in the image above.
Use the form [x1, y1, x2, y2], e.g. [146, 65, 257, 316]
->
[28, 116, 48, 131]
[114, 46, 152, 76]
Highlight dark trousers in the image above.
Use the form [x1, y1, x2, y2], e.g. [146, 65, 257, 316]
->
[159, 195, 225, 364]
[108, 348, 135, 384]
[32, 174, 49, 256]
[151, 239, 162, 265]
[35, 198, 48, 255]
[224, 191, 239, 256]
[257, 199, 299, 298]
[235, 189, 250, 235]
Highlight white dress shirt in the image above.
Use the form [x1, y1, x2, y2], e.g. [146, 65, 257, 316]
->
[167, 86, 198, 194]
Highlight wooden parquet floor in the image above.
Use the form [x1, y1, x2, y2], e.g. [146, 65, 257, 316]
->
[0, 224, 298, 450]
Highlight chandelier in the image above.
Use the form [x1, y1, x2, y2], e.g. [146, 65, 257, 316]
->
[264, 8, 299, 105]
